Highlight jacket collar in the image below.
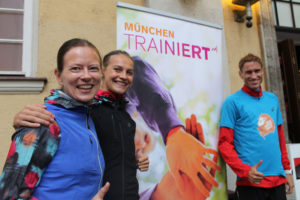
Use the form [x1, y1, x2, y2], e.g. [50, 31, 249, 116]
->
[44, 89, 97, 109]
[241, 84, 262, 97]
[95, 90, 125, 101]
[95, 90, 127, 109]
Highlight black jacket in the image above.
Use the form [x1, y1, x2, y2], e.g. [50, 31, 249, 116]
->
[91, 96, 139, 200]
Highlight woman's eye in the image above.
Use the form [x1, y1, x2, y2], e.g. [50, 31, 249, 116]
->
[114, 68, 121, 72]
[70, 67, 80, 71]
[127, 71, 134, 76]
[89, 66, 100, 71]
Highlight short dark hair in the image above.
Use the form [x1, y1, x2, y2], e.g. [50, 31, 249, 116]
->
[239, 53, 263, 71]
[102, 50, 133, 68]
[57, 38, 102, 73]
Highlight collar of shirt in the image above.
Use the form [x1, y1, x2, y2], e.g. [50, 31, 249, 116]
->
[241, 84, 262, 97]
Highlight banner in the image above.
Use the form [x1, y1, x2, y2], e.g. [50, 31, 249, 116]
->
[117, 3, 227, 200]
[288, 144, 300, 200]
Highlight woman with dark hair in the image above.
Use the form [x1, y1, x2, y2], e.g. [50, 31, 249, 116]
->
[90, 50, 141, 200]
[0, 38, 108, 200]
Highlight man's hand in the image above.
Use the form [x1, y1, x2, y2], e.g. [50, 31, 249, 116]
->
[13, 104, 55, 129]
[166, 128, 220, 198]
[92, 182, 110, 200]
[136, 156, 149, 172]
[285, 173, 294, 194]
[248, 160, 264, 184]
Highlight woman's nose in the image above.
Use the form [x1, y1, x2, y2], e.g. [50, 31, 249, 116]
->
[81, 68, 92, 80]
[120, 71, 127, 79]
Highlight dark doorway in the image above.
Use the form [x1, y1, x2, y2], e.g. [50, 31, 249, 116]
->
[278, 39, 300, 143]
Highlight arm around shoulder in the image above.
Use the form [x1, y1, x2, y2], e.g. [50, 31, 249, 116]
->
[13, 104, 55, 129]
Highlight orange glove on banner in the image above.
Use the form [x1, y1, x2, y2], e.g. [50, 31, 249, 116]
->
[166, 128, 220, 199]
[151, 171, 181, 200]
[186, 114, 219, 191]
[179, 171, 207, 200]
[185, 114, 204, 143]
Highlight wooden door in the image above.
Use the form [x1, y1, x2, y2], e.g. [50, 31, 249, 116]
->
[278, 39, 300, 142]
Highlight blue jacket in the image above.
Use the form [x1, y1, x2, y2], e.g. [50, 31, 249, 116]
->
[0, 89, 105, 200]
[33, 90, 105, 199]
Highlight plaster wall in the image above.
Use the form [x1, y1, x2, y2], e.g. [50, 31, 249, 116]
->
[222, 0, 266, 93]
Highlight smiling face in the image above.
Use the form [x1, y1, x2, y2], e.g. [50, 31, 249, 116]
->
[101, 54, 134, 95]
[55, 46, 101, 102]
[239, 61, 264, 90]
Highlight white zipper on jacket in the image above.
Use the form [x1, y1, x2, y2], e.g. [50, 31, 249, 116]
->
[86, 112, 103, 190]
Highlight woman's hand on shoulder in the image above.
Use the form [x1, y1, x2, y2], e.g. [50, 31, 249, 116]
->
[13, 104, 55, 130]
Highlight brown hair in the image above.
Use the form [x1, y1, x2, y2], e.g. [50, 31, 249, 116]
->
[102, 50, 133, 68]
[57, 38, 102, 73]
[239, 53, 263, 71]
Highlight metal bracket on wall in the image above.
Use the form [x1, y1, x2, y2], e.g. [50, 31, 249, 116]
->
[232, 0, 260, 28]
[233, 10, 246, 23]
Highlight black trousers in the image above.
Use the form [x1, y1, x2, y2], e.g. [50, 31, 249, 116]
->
[234, 184, 286, 200]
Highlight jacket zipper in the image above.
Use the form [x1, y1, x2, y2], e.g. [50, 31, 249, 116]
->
[112, 109, 125, 200]
[111, 114, 118, 139]
[86, 110, 103, 190]
[119, 122, 125, 200]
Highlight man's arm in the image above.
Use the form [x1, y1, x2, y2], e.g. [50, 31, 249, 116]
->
[278, 125, 291, 169]
[218, 127, 263, 184]
[277, 124, 294, 194]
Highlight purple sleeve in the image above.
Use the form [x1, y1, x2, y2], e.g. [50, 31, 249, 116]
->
[126, 56, 183, 143]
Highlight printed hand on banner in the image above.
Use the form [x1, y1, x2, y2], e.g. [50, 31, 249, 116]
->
[150, 171, 181, 200]
[186, 114, 219, 189]
[166, 114, 220, 200]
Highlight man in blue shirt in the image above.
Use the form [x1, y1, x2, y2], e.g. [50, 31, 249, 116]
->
[218, 53, 294, 200]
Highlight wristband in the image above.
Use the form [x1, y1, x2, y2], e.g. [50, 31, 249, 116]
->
[284, 169, 292, 174]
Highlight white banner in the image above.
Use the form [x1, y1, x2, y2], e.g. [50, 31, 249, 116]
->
[117, 4, 227, 200]
[288, 144, 300, 200]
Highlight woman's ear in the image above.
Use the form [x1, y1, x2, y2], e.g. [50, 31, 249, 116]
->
[101, 66, 105, 76]
[54, 69, 63, 86]
[101, 67, 107, 80]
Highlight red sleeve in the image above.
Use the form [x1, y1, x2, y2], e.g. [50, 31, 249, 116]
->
[166, 126, 184, 143]
[277, 124, 291, 170]
[218, 127, 251, 178]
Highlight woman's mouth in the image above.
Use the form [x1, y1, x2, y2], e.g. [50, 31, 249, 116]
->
[115, 81, 128, 87]
[77, 85, 94, 89]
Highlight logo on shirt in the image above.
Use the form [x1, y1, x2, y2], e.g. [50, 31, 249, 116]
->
[257, 113, 275, 138]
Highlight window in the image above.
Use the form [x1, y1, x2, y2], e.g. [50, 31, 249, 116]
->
[0, 0, 46, 94]
[272, 0, 300, 29]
